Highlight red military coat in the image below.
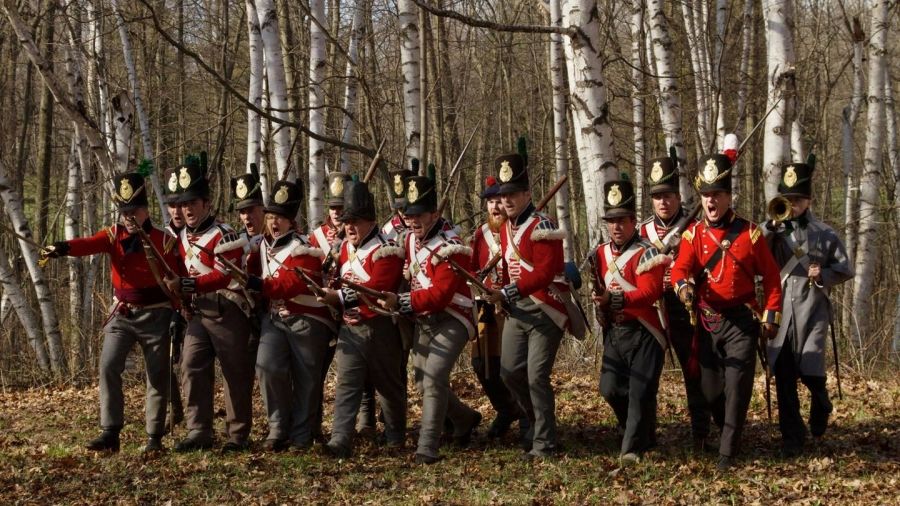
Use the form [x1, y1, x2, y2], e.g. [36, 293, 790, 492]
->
[336, 226, 404, 324]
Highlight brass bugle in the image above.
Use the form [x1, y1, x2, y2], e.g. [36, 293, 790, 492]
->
[767, 196, 792, 224]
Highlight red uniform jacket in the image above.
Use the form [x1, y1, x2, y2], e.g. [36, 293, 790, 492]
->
[592, 234, 668, 348]
[337, 226, 404, 324]
[65, 221, 181, 305]
[639, 207, 696, 292]
[259, 232, 335, 330]
[309, 222, 341, 256]
[671, 211, 783, 324]
[499, 204, 570, 331]
[177, 216, 245, 296]
[470, 222, 503, 289]
[381, 214, 408, 243]
[399, 221, 476, 337]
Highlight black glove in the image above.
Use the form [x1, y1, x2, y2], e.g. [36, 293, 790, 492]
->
[42, 241, 70, 259]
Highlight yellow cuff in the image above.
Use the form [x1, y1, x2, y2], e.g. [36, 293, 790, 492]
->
[762, 310, 781, 325]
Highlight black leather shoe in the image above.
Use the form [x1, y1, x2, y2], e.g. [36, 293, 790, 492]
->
[325, 442, 352, 459]
[221, 440, 249, 453]
[414, 453, 443, 465]
[142, 436, 164, 453]
[486, 413, 516, 439]
[174, 436, 213, 452]
[262, 439, 289, 452]
[85, 430, 120, 452]
[716, 455, 734, 472]
[453, 412, 482, 448]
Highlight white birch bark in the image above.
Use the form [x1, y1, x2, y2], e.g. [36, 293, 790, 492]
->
[259, 68, 271, 203]
[549, 0, 574, 261]
[713, 0, 727, 148]
[0, 245, 49, 371]
[735, 0, 754, 137]
[64, 138, 84, 334]
[562, 0, 618, 246]
[790, 119, 805, 161]
[883, 40, 899, 355]
[339, 0, 366, 174]
[109, 0, 167, 221]
[761, 0, 797, 202]
[110, 90, 134, 173]
[840, 19, 865, 340]
[851, 0, 889, 353]
[246, 0, 264, 172]
[630, 0, 645, 214]
[0, 168, 66, 374]
[647, 0, 690, 199]
[308, 0, 328, 226]
[255, 0, 293, 179]
[680, 0, 712, 150]
[398, 0, 422, 165]
[85, 0, 114, 160]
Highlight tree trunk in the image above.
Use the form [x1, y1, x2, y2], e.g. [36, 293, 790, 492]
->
[0, 168, 67, 375]
[398, 0, 422, 165]
[308, 0, 328, 226]
[246, 0, 263, 172]
[647, 0, 689, 199]
[562, 0, 617, 246]
[761, 0, 797, 202]
[0, 245, 49, 371]
[63, 139, 83, 345]
[34, 1, 55, 243]
[549, 0, 574, 262]
[851, 0, 889, 355]
[629, 0, 645, 214]
[339, 0, 366, 174]
[110, 0, 168, 221]
[256, 0, 293, 179]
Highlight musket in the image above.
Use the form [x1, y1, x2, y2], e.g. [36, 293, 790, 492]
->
[338, 277, 391, 301]
[261, 250, 327, 297]
[479, 174, 570, 282]
[0, 221, 52, 267]
[436, 123, 481, 216]
[423, 242, 491, 294]
[362, 139, 387, 184]
[186, 239, 257, 310]
[831, 320, 842, 400]
[757, 334, 773, 422]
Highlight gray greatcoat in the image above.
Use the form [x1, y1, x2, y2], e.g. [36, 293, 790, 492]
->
[765, 211, 854, 376]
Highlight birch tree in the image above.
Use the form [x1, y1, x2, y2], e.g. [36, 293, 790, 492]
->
[549, 0, 574, 261]
[246, 0, 264, 172]
[399, 0, 422, 165]
[761, 0, 797, 201]
[630, 0, 645, 213]
[0, 245, 49, 371]
[110, 0, 167, 221]
[647, 0, 689, 199]
[308, 0, 328, 226]
[339, 0, 367, 174]
[851, 0, 889, 353]
[562, 0, 618, 246]
[255, 0, 293, 179]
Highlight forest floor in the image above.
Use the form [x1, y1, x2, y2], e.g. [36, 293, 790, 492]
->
[0, 364, 897, 505]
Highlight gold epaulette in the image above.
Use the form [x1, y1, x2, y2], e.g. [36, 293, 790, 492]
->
[750, 226, 761, 244]
[681, 228, 694, 243]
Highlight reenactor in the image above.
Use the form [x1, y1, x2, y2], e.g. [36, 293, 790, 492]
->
[765, 161, 853, 457]
[237, 179, 338, 451]
[162, 168, 186, 429]
[380, 173, 482, 464]
[469, 176, 528, 440]
[382, 164, 415, 242]
[317, 179, 407, 458]
[41, 173, 182, 453]
[163, 154, 256, 452]
[671, 154, 783, 471]
[484, 152, 572, 460]
[639, 156, 711, 451]
[591, 177, 667, 466]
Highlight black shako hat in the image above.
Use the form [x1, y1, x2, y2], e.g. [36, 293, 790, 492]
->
[602, 177, 637, 219]
[389, 164, 416, 210]
[646, 155, 680, 196]
[231, 164, 263, 211]
[339, 177, 377, 222]
[326, 172, 352, 208]
[265, 179, 303, 219]
[481, 175, 500, 199]
[404, 169, 438, 216]
[113, 172, 149, 211]
[695, 154, 733, 193]
[778, 162, 814, 198]
[171, 152, 210, 204]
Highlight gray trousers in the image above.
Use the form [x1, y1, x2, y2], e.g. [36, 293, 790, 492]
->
[500, 299, 563, 454]
[699, 305, 759, 457]
[257, 313, 334, 446]
[100, 306, 174, 436]
[599, 322, 664, 455]
[328, 316, 407, 452]
[413, 312, 480, 458]
[181, 294, 254, 443]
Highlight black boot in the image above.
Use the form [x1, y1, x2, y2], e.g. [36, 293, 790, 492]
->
[142, 435, 164, 453]
[174, 435, 213, 452]
[86, 430, 120, 452]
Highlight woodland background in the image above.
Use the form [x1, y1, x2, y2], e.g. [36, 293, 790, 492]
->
[0, 0, 897, 385]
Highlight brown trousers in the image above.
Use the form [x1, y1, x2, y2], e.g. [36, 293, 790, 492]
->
[181, 293, 254, 443]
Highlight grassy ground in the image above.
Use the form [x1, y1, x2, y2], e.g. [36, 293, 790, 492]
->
[0, 365, 897, 505]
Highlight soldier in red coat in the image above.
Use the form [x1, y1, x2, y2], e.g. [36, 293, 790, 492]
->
[381, 164, 414, 242]
[638, 155, 711, 451]
[42, 173, 182, 453]
[591, 178, 668, 466]
[317, 179, 407, 458]
[163, 154, 256, 453]
[236, 179, 338, 451]
[671, 154, 783, 471]
[380, 174, 482, 464]
[469, 176, 527, 440]
[484, 152, 571, 460]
